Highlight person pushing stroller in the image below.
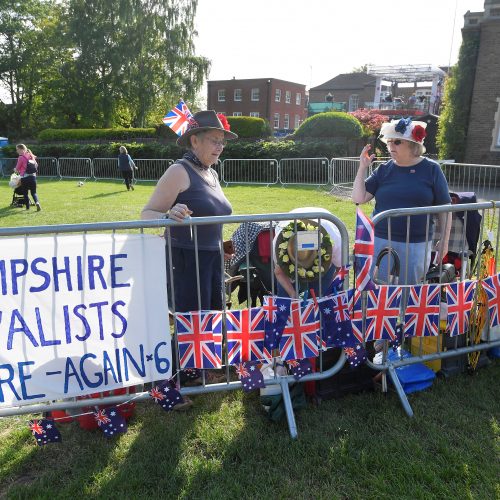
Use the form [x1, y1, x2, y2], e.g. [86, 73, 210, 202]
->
[14, 144, 41, 211]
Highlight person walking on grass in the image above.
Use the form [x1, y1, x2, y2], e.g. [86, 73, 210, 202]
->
[118, 146, 137, 191]
[14, 143, 41, 211]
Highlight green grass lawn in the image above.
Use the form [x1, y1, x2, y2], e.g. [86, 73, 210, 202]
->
[0, 179, 498, 499]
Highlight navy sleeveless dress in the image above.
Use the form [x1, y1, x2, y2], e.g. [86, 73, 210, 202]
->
[167, 160, 232, 312]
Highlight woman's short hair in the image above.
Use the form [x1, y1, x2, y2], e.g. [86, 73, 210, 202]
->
[119, 146, 128, 154]
[408, 140, 426, 156]
[16, 143, 27, 151]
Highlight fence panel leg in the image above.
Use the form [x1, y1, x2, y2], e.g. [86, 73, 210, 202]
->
[280, 378, 298, 439]
[387, 365, 414, 417]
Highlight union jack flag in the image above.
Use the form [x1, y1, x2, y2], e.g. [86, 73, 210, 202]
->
[219, 307, 271, 364]
[445, 280, 476, 337]
[354, 208, 377, 292]
[263, 295, 294, 352]
[404, 284, 441, 337]
[364, 285, 402, 341]
[279, 300, 320, 361]
[318, 289, 359, 348]
[175, 311, 221, 369]
[162, 99, 193, 136]
[482, 273, 500, 327]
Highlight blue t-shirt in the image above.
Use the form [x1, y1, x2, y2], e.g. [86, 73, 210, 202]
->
[365, 158, 451, 242]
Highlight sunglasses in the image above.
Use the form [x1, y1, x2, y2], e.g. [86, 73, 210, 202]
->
[387, 139, 403, 146]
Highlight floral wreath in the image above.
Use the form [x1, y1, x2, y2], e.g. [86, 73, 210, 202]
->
[277, 221, 333, 281]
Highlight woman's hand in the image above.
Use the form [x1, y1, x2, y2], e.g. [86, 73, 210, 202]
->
[168, 203, 192, 222]
[359, 144, 375, 170]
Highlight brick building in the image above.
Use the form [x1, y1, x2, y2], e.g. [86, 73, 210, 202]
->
[463, 0, 500, 165]
[207, 78, 307, 130]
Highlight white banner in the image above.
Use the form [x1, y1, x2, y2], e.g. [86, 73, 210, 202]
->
[0, 233, 171, 407]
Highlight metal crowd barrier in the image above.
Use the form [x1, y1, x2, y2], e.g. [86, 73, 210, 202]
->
[0, 210, 350, 440]
[367, 202, 500, 417]
[58, 157, 93, 180]
[221, 159, 279, 185]
[440, 162, 500, 201]
[92, 158, 122, 180]
[278, 157, 330, 186]
[134, 159, 174, 181]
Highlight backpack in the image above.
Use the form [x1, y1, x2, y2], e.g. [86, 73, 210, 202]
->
[25, 158, 38, 174]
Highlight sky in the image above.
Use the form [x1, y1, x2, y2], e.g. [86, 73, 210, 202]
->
[194, 0, 486, 92]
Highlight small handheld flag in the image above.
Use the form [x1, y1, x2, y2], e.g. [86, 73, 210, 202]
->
[162, 99, 193, 136]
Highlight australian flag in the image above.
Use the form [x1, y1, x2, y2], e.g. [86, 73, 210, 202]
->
[344, 345, 367, 368]
[326, 264, 351, 294]
[287, 358, 313, 380]
[175, 311, 221, 369]
[279, 300, 320, 361]
[236, 361, 265, 392]
[482, 273, 500, 327]
[351, 290, 367, 344]
[354, 207, 377, 292]
[29, 418, 62, 446]
[404, 284, 441, 337]
[318, 289, 359, 348]
[93, 407, 127, 438]
[149, 385, 184, 412]
[364, 285, 402, 341]
[162, 99, 193, 136]
[263, 295, 294, 352]
[445, 280, 476, 337]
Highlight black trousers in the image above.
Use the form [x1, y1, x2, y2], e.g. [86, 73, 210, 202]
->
[20, 176, 39, 208]
[121, 170, 133, 189]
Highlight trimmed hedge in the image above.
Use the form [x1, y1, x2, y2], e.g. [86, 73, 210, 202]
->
[38, 128, 156, 142]
[293, 112, 363, 139]
[3, 139, 347, 161]
[226, 116, 272, 138]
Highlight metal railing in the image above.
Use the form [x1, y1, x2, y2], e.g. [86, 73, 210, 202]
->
[368, 202, 500, 417]
[278, 157, 330, 186]
[221, 159, 279, 185]
[0, 210, 350, 440]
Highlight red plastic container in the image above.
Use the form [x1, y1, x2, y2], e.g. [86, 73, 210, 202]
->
[48, 410, 74, 424]
[76, 386, 137, 430]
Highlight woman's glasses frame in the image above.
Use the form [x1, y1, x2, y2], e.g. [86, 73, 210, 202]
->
[387, 139, 403, 146]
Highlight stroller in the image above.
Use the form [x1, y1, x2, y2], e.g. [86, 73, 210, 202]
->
[226, 222, 276, 307]
[9, 174, 35, 208]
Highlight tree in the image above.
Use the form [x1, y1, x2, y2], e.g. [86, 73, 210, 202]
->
[351, 63, 370, 74]
[437, 31, 480, 161]
[0, 0, 61, 134]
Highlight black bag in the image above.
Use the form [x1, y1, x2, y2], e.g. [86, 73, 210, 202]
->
[26, 159, 38, 174]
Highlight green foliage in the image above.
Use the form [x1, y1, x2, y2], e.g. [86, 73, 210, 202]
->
[3, 139, 347, 161]
[437, 31, 480, 160]
[226, 116, 272, 138]
[0, 0, 208, 133]
[293, 112, 363, 139]
[38, 128, 156, 142]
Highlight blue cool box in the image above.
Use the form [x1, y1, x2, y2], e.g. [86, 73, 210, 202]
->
[388, 349, 436, 394]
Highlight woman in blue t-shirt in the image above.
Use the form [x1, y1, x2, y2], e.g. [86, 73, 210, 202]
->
[352, 118, 451, 285]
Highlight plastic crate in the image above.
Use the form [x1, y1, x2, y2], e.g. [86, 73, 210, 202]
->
[410, 333, 467, 376]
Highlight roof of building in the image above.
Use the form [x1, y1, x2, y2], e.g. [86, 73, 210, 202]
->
[207, 77, 306, 87]
[310, 73, 376, 91]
